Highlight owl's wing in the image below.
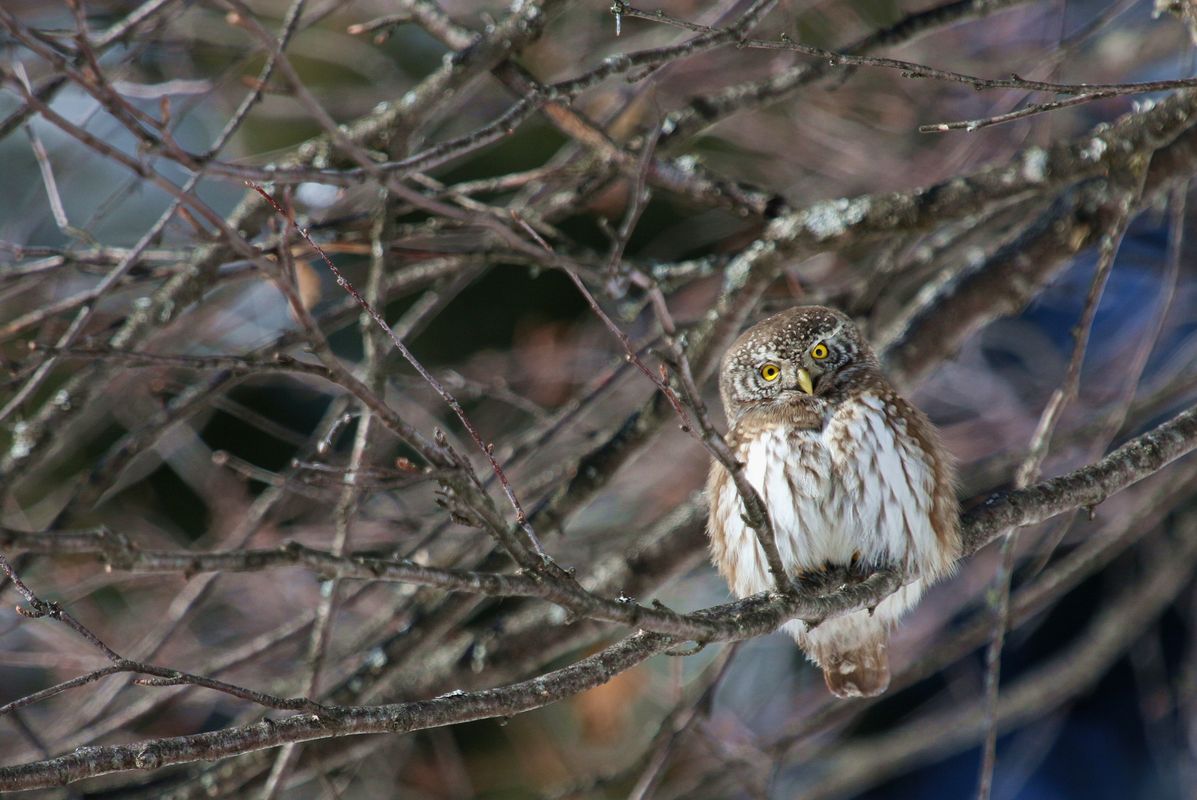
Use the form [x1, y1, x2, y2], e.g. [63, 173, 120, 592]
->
[825, 391, 956, 576]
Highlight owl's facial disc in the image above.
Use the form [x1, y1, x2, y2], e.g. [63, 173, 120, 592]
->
[719, 306, 874, 419]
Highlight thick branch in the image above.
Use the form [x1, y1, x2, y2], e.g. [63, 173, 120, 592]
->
[4, 401, 1197, 661]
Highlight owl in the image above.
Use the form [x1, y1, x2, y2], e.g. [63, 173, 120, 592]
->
[707, 305, 959, 698]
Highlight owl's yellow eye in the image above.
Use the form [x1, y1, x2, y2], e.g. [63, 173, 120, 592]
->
[810, 343, 829, 360]
[759, 363, 781, 382]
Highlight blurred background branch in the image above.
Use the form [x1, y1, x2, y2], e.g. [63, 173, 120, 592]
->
[2, 0, 1197, 797]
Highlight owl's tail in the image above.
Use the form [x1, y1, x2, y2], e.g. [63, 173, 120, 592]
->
[820, 639, 890, 698]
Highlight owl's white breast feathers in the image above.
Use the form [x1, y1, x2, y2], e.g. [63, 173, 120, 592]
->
[709, 391, 948, 651]
[719, 393, 942, 581]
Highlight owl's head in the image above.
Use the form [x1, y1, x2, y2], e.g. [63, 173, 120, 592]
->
[718, 305, 878, 421]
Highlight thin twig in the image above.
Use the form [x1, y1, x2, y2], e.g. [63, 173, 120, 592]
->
[247, 181, 554, 567]
[0, 554, 330, 717]
[974, 170, 1144, 800]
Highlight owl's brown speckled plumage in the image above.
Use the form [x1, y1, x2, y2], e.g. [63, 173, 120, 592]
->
[707, 306, 959, 698]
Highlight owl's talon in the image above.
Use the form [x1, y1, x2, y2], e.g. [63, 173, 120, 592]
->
[794, 564, 851, 595]
[792, 569, 821, 593]
[847, 552, 874, 579]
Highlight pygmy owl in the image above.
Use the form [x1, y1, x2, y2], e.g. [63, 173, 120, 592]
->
[707, 305, 959, 698]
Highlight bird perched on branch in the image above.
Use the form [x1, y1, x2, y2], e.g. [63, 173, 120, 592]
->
[707, 306, 959, 698]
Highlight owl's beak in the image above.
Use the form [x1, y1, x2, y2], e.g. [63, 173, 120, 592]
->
[795, 368, 814, 395]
